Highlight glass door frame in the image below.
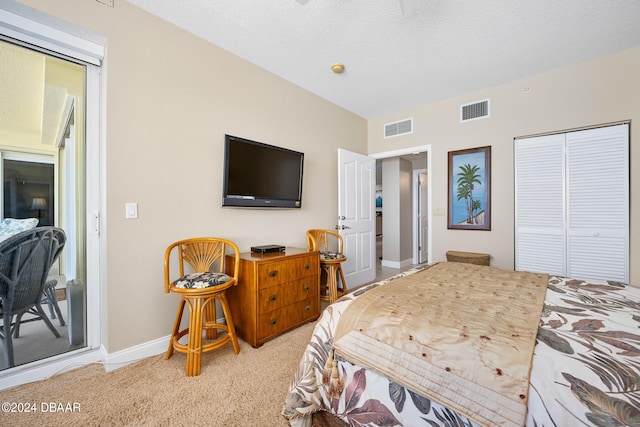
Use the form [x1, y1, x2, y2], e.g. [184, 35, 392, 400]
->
[0, 3, 105, 389]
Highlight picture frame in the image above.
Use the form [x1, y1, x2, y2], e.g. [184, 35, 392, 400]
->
[448, 146, 491, 230]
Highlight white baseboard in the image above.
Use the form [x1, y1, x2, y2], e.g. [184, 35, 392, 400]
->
[101, 317, 226, 372]
[381, 258, 414, 269]
[0, 320, 231, 390]
[102, 315, 229, 371]
[0, 336, 170, 391]
[0, 347, 103, 391]
[101, 335, 169, 372]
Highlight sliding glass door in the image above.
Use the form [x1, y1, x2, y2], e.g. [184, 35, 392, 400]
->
[0, 39, 87, 370]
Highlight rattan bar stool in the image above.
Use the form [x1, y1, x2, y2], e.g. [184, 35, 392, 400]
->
[306, 229, 347, 304]
[164, 237, 240, 376]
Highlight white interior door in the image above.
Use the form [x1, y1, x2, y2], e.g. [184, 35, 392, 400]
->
[338, 149, 376, 287]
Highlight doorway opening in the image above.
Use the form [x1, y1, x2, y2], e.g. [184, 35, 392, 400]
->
[372, 145, 431, 276]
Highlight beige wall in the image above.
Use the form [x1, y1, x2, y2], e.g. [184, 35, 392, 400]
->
[399, 158, 413, 262]
[381, 158, 400, 263]
[20, 0, 367, 353]
[368, 47, 640, 285]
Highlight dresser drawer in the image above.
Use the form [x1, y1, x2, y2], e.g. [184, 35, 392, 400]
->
[256, 260, 291, 288]
[288, 255, 319, 279]
[257, 255, 318, 289]
[258, 296, 319, 339]
[257, 277, 318, 314]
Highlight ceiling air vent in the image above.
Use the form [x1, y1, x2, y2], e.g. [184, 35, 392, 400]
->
[384, 118, 413, 139]
[460, 99, 490, 122]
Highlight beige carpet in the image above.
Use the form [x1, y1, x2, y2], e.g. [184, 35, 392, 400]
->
[0, 321, 320, 427]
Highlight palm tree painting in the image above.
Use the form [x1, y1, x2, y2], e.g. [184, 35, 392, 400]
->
[448, 146, 491, 230]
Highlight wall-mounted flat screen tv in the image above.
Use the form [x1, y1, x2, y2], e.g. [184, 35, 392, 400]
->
[222, 134, 304, 208]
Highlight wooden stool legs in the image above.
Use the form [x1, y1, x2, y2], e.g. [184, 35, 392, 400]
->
[326, 264, 339, 303]
[216, 293, 240, 355]
[166, 292, 240, 376]
[338, 265, 347, 296]
[186, 297, 205, 376]
[320, 263, 348, 304]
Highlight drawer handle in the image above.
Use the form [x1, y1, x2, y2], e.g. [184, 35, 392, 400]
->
[304, 305, 311, 312]
[268, 270, 279, 278]
[270, 318, 279, 326]
[303, 284, 311, 291]
[304, 263, 311, 270]
[269, 294, 279, 302]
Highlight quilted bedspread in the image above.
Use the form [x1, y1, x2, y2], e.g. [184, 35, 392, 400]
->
[332, 262, 548, 426]
[282, 263, 640, 427]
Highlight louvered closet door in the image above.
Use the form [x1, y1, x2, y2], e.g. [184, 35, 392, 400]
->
[515, 133, 566, 276]
[566, 125, 629, 282]
[515, 124, 629, 282]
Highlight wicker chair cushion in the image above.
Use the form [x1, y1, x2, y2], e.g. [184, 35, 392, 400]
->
[0, 218, 39, 243]
[174, 272, 231, 289]
[320, 251, 345, 261]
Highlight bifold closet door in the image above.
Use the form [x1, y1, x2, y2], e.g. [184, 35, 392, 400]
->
[565, 125, 629, 282]
[515, 124, 629, 282]
[515, 133, 566, 277]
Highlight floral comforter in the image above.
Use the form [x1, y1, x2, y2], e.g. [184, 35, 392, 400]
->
[282, 263, 640, 427]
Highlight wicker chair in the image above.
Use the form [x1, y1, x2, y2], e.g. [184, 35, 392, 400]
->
[0, 227, 66, 369]
[39, 278, 65, 327]
[306, 229, 347, 304]
[164, 237, 240, 376]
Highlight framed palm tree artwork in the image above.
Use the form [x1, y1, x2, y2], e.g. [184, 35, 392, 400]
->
[448, 146, 491, 230]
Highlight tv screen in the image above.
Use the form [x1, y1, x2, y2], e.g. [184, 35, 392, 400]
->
[222, 135, 304, 208]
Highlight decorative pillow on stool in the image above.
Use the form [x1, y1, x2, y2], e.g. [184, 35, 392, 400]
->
[174, 272, 231, 289]
[320, 252, 345, 261]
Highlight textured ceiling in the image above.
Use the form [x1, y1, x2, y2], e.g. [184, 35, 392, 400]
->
[0, 41, 44, 138]
[126, 0, 640, 119]
[0, 40, 74, 148]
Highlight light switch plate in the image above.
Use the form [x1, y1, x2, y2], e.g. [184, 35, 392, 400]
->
[125, 202, 138, 219]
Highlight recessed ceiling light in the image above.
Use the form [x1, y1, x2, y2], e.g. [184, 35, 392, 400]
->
[331, 63, 345, 74]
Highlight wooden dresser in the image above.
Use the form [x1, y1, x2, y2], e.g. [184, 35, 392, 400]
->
[226, 247, 320, 347]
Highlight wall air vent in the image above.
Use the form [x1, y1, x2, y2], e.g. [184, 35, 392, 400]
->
[460, 99, 490, 122]
[384, 118, 413, 138]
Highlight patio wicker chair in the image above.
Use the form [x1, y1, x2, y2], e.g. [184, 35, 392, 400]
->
[0, 227, 66, 368]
